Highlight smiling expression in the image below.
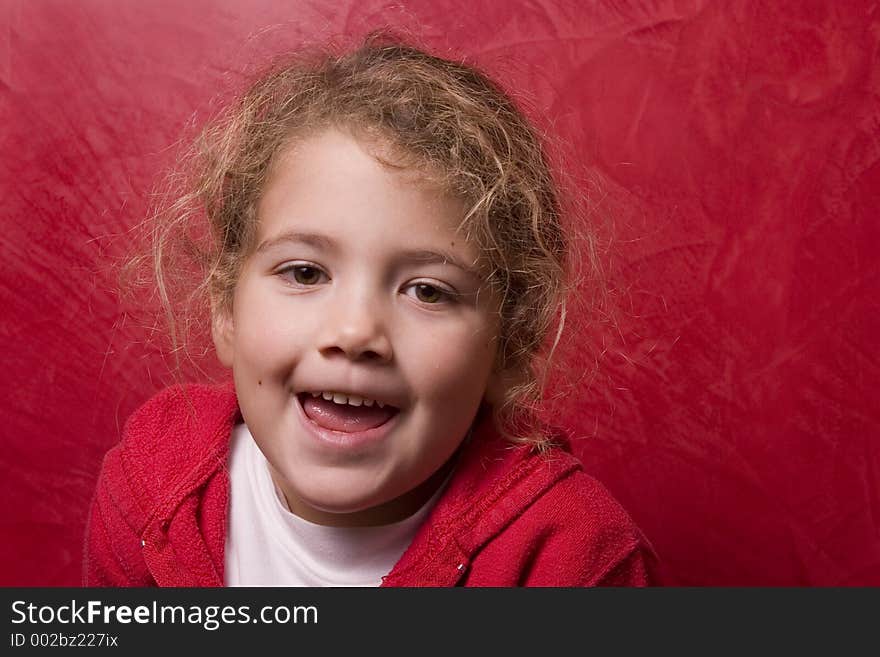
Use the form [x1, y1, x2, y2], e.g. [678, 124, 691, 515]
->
[212, 128, 503, 527]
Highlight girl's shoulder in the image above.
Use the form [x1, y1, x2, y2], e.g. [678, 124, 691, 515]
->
[86, 383, 237, 585]
[386, 422, 660, 586]
[119, 381, 238, 454]
[109, 381, 239, 510]
[508, 433, 661, 584]
[466, 427, 648, 546]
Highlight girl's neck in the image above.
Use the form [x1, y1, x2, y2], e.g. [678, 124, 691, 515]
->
[270, 446, 461, 528]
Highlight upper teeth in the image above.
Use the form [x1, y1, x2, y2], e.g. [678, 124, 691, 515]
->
[311, 391, 385, 408]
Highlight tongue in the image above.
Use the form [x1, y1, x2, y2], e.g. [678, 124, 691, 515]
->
[302, 396, 397, 432]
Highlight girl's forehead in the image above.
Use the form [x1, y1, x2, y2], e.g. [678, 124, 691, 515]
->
[272, 125, 456, 197]
[255, 128, 481, 261]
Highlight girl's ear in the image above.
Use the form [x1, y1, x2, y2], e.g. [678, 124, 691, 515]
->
[485, 362, 532, 407]
[484, 376, 504, 406]
[211, 301, 235, 368]
[484, 366, 514, 407]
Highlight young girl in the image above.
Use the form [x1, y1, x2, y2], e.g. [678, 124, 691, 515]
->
[84, 35, 658, 586]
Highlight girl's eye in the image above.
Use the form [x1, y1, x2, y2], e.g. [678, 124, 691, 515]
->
[409, 283, 453, 304]
[279, 264, 326, 286]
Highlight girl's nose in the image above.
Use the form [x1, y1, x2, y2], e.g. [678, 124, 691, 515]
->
[316, 292, 393, 363]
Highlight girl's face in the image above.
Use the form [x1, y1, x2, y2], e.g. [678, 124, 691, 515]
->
[213, 128, 502, 526]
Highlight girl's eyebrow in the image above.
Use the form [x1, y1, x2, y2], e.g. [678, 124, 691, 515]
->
[256, 230, 336, 254]
[400, 249, 483, 280]
[256, 230, 483, 280]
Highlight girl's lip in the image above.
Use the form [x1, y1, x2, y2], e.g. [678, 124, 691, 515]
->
[293, 393, 400, 451]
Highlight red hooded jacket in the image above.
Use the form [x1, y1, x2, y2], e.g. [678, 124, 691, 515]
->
[84, 384, 659, 586]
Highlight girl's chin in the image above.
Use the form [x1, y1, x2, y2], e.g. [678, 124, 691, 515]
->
[273, 479, 405, 527]
[286, 475, 447, 527]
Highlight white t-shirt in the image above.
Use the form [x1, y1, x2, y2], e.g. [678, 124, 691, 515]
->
[224, 423, 439, 587]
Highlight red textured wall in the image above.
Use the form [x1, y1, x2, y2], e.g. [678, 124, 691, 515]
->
[2, 0, 878, 586]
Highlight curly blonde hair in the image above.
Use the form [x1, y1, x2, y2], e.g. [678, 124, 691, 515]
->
[144, 33, 596, 449]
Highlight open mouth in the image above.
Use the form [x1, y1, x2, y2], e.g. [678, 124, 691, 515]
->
[296, 392, 400, 433]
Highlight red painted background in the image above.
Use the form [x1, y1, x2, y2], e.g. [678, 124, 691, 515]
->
[2, 0, 878, 586]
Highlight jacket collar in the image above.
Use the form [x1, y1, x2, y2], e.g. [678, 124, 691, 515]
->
[128, 383, 581, 586]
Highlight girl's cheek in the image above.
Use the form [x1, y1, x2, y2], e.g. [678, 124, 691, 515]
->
[427, 337, 495, 383]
